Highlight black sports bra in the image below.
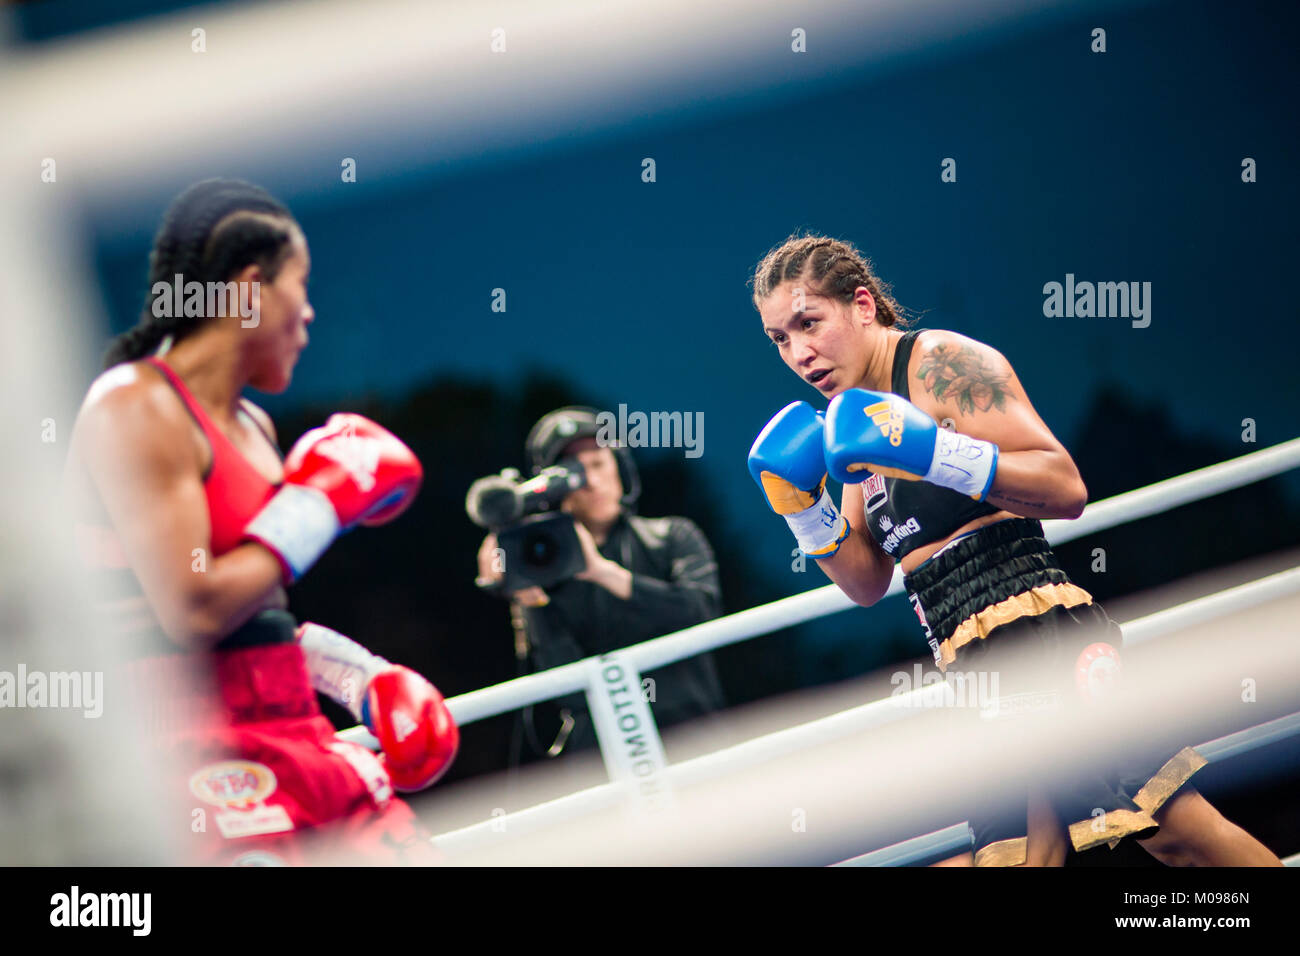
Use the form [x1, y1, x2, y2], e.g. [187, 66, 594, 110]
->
[858, 329, 1001, 561]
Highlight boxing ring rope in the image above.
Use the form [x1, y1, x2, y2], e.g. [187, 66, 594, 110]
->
[429, 568, 1300, 853]
[835, 710, 1300, 867]
[337, 437, 1300, 745]
[330, 438, 1300, 858]
[434, 613, 1299, 866]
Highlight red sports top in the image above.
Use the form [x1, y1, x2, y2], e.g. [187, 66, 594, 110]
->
[144, 356, 280, 554]
[75, 357, 282, 642]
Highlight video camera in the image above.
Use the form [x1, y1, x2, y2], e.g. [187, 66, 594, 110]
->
[466, 462, 587, 592]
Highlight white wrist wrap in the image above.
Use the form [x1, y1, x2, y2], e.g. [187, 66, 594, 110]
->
[297, 622, 390, 723]
[924, 429, 999, 500]
[783, 487, 848, 557]
[244, 484, 341, 581]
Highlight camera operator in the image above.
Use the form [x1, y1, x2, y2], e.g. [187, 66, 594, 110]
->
[474, 407, 726, 758]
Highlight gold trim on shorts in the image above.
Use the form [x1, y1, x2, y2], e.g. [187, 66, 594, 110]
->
[936, 582, 1095, 672]
[1068, 808, 1159, 853]
[1066, 746, 1208, 852]
[1133, 746, 1208, 816]
[974, 837, 1026, 867]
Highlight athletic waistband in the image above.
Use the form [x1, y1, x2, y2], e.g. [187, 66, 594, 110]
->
[122, 612, 318, 735]
[903, 518, 1094, 665]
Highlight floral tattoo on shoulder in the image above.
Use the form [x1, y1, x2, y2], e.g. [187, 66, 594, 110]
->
[915, 342, 1014, 414]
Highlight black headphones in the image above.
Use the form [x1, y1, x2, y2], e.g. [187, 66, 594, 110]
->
[524, 406, 641, 510]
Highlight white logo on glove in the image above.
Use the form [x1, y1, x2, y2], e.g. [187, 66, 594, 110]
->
[316, 433, 381, 492]
[392, 710, 419, 743]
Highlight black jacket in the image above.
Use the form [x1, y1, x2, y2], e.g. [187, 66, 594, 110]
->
[521, 512, 726, 753]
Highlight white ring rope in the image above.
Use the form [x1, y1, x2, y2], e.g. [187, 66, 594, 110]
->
[337, 437, 1300, 748]
[432, 621, 1299, 867]
[430, 569, 1300, 853]
[837, 711, 1300, 867]
[1121, 567, 1300, 646]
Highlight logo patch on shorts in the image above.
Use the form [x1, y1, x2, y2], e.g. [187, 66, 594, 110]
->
[189, 760, 294, 839]
[1074, 642, 1122, 702]
[190, 760, 277, 807]
[908, 593, 941, 665]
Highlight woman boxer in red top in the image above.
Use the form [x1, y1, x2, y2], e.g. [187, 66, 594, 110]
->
[747, 234, 1280, 867]
[66, 179, 457, 865]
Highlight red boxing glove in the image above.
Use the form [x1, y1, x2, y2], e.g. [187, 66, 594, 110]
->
[362, 666, 459, 793]
[244, 414, 423, 582]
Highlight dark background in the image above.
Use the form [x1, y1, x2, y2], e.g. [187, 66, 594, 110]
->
[20, 0, 1299, 859]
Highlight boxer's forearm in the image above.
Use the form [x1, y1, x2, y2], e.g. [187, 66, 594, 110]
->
[816, 530, 894, 607]
[982, 448, 1087, 519]
[159, 544, 287, 649]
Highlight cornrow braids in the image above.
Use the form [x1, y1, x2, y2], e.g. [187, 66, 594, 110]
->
[749, 232, 912, 328]
[102, 179, 299, 368]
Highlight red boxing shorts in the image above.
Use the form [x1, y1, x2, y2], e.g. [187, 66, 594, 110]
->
[131, 630, 438, 866]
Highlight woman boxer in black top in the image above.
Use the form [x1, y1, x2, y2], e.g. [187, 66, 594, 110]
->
[747, 234, 1280, 866]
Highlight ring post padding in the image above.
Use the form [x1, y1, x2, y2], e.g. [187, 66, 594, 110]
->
[585, 652, 674, 814]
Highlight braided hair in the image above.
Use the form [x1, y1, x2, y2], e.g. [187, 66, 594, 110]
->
[749, 232, 912, 328]
[102, 179, 299, 368]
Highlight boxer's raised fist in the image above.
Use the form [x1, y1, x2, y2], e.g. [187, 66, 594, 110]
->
[748, 402, 848, 557]
[825, 389, 998, 501]
[244, 414, 422, 582]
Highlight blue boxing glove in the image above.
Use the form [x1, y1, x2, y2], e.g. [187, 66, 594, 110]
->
[748, 402, 850, 557]
[824, 389, 999, 501]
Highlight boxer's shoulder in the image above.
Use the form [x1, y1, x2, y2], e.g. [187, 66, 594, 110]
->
[910, 328, 1008, 373]
[82, 360, 184, 421]
[75, 361, 199, 466]
[906, 329, 1015, 417]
